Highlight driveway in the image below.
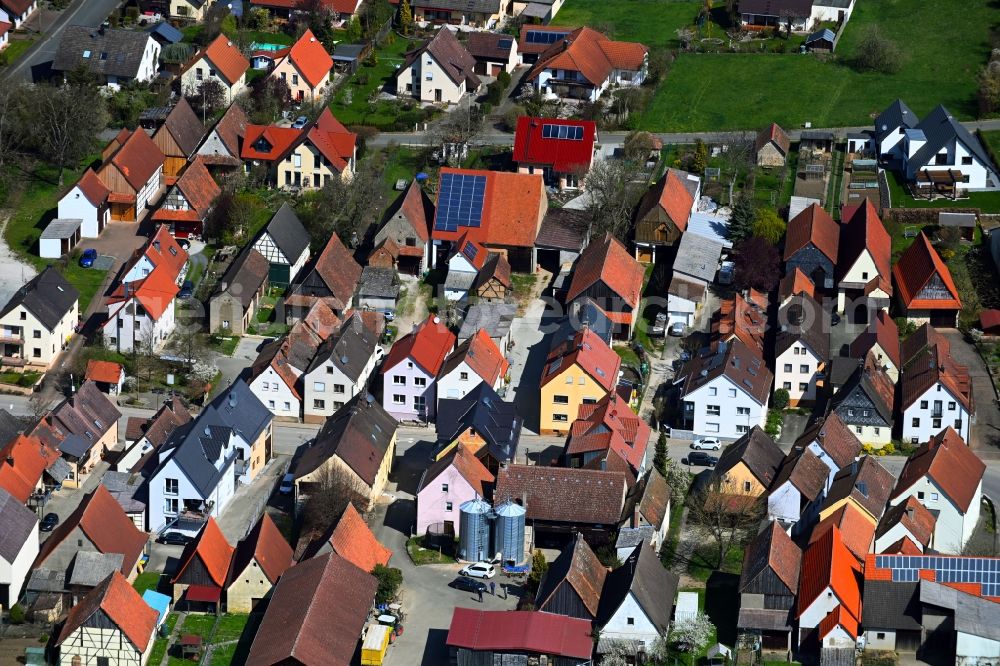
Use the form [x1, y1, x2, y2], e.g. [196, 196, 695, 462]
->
[941, 329, 1000, 450]
[507, 282, 557, 434]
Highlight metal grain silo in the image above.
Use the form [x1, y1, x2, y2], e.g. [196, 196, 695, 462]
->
[492, 500, 526, 564]
[458, 498, 492, 562]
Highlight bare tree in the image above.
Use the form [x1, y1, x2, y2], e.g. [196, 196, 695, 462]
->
[307, 156, 385, 248]
[302, 464, 367, 535]
[853, 26, 902, 74]
[585, 158, 644, 242]
[0, 83, 25, 169]
[687, 478, 764, 569]
[31, 84, 108, 186]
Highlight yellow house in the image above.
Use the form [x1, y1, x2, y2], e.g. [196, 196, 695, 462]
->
[270, 29, 332, 102]
[290, 395, 397, 512]
[709, 426, 783, 498]
[817, 455, 894, 526]
[539, 327, 620, 436]
[226, 513, 293, 612]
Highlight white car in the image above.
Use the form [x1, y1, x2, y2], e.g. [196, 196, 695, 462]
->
[279, 473, 295, 495]
[692, 437, 721, 450]
[459, 562, 496, 579]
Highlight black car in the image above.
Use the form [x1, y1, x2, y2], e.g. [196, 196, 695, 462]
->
[450, 576, 487, 593]
[39, 513, 59, 532]
[683, 452, 719, 467]
[178, 280, 194, 299]
[157, 531, 193, 546]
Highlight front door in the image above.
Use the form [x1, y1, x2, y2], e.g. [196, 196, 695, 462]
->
[435, 89, 442, 102]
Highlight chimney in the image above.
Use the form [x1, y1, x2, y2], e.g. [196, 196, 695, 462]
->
[5, 455, 12, 466]
[633, 505, 640, 528]
[905, 506, 914, 521]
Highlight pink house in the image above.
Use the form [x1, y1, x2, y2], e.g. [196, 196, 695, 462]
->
[381, 314, 456, 421]
[416, 445, 494, 538]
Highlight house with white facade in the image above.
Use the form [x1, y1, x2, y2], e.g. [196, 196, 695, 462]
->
[888, 427, 984, 554]
[252, 203, 311, 288]
[103, 268, 178, 354]
[443, 236, 488, 301]
[0, 266, 79, 371]
[246, 318, 328, 420]
[96, 128, 165, 222]
[395, 27, 480, 106]
[615, 468, 671, 560]
[774, 293, 829, 407]
[829, 354, 895, 447]
[873, 495, 937, 554]
[676, 339, 772, 440]
[381, 314, 456, 422]
[58, 169, 111, 238]
[180, 34, 250, 104]
[147, 380, 272, 533]
[797, 525, 862, 650]
[52, 26, 160, 88]
[767, 447, 830, 526]
[900, 324, 972, 444]
[437, 329, 508, 403]
[302, 313, 383, 424]
[527, 27, 647, 102]
[835, 200, 892, 318]
[0, 0, 39, 29]
[791, 413, 862, 484]
[849, 310, 901, 383]
[0, 488, 38, 609]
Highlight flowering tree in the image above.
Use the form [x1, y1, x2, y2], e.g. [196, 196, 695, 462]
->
[669, 612, 716, 660]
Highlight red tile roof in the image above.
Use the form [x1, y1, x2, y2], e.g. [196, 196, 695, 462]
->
[107, 268, 179, 321]
[283, 29, 333, 89]
[305, 108, 355, 171]
[174, 157, 220, 215]
[838, 200, 891, 284]
[755, 122, 790, 156]
[540, 326, 621, 393]
[57, 571, 157, 652]
[200, 34, 250, 85]
[899, 325, 972, 412]
[893, 232, 961, 311]
[876, 496, 936, 550]
[328, 502, 392, 573]
[636, 169, 695, 232]
[784, 203, 839, 263]
[811, 503, 875, 562]
[850, 310, 901, 371]
[432, 168, 545, 249]
[566, 232, 645, 310]
[447, 609, 594, 660]
[740, 521, 801, 594]
[230, 513, 293, 584]
[382, 314, 456, 377]
[880, 535, 923, 555]
[778, 267, 816, 302]
[76, 168, 111, 206]
[86, 360, 123, 385]
[794, 413, 862, 470]
[512, 116, 597, 174]
[0, 435, 60, 503]
[891, 427, 984, 513]
[818, 604, 859, 640]
[798, 525, 862, 622]
[173, 517, 234, 587]
[103, 129, 165, 192]
[569, 393, 651, 472]
[528, 27, 647, 87]
[0, 22, 10, 37]
[423, 443, 496, 496]
[495, 464, 627, 525]
[981, 309, 1000, 333]
[712, 291, 767, 352]
[241, 124, 302, 162]
[442, 328, 509, 386]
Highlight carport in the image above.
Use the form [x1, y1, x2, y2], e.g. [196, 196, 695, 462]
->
[39, 218, 82, 259]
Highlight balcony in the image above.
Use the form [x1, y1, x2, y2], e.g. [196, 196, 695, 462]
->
[0, 356, 26, 367]
[0, 331, 23, 343]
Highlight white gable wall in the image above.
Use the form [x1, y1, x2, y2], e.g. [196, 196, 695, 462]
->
[0, 519, 38, 607]
[888, 476, 981, 554]
[601, 591, 661, 650]
[901, 383, 970, 444]
[683, 376, 767, 440]
[58, 186, 106, 238]
[148, 450, 236, 533]
[775, 343, 823, 405]
[250, 366, 301, 419]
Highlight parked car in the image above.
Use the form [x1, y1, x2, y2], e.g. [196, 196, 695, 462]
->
[279, 473, 295, 495]
[679, 350, 692, 362]
[668, 322, 685, 337]
[651, 312, 667, 336]
[39, 513, 59, 532]
[178, 280, 194, 299]
[450, 576, 487, 593]
[683, 452, 718, 467]
[291, 115, 309, 128]
[383, 310, 395, 322]
[178, 239, 191, 251]
[718, 260, 735, 285]
[157, 531, 193, 546]
[692, 437, 721, 450]
[459, 562, 496, 579]
[79, 248, 97, 268]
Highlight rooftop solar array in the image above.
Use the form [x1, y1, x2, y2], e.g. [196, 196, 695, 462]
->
[435, 173, 487, 233]
[498, 38, 513, 49]
[874, 555, 1000, 597]
[462, 241, 479, 262]
[542, 124, 584, 140]
[526, 30, 569, 45]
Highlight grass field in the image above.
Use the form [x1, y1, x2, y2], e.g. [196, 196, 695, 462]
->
[884, 169, 1000, 210]
[0, 38, 37, 66]
[553, 0, 702, 49]
[637, 0, 994, 130]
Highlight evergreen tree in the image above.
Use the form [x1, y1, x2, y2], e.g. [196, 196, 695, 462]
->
[399, 0, 413, 35]
[692, 139, 708, 174]
[727, 193, 756, 243]
[653, 432, 668, 477]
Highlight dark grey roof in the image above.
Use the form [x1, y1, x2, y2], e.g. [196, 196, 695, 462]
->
[27, 568, 66, 593]
[53, 25, 154, 78]
[799, 130, 835, 142]
[59, 434, 91, 458]
[100, 471, 146, 514]
[535, 208, 590, 251]
[444, 269, 477, 292]
[737, 608, 792, 631]
[919, 580, 1000, 641]
[598, 541, 678, 635]
[436, 383, 522, 464]
[738, 0, 812, 17]
[805, 28, 835, 45]
[673, 232, 723, 282]
[906, 104, 998, 180]
[713, 426, 784, 487]
[357, 266, 400, 300]
[457, 302, 517, 341]
[775, 293, 830, 359]
[41, 218, 83, 240]
[558, 299, 613, 346]
[306, 313, 380, 383]
[614, 525, 653, 549]
[333, 43, 366, 62]
[147, 21, 183, 44]
[0, 266, 79, 331]
[410, 0, 499, 11]
[46, 458, 73, 484]
[212, 245, 269, 308]
[0, 409, 28, 447]
[261, 203, 310, 265]
[862, 581, 921, 630]
[939, 212, 976, 227]
[0, 487, 37, 563]
[68, 551, 124, 587]
[830, 363, 894, 425]
[874, 99, 917, 144]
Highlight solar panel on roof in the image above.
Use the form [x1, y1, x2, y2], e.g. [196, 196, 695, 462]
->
[526, 30, 567, 44]
[462, 242, 479, 262]
[434, 173, 487, 232]
[542, 123, 584, 140]
[498, 38, 513, 49]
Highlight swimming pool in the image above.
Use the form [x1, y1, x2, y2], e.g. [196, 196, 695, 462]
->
[251, 42, 287, 52]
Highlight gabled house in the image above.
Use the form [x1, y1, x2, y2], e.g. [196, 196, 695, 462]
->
[873, 495, 936, 554]
[370, 181, 434, 275]
[738, 522, 801, 652]
[52, 25, 161, 88]
[712, 290, 768, 353]
[676, 339, 773, 440]
[247, 317, 329, 419]
[566, 232, 645, 339]
[849, 310, 901, 383]
[0, 0, 38, 29]
[171, 517, 234, 609]
[0, 487, 38, 608]
[253, 203, 311, 287]
[209, 245, 270, 335]
[55, 572, 158, 666]
[181, 34, 250, 103]
[151, 98, 207, 178]
[85, 359, 124, 394]
[152, 156, 220, 237]
[615, 467, 670, 559]
[467, 31, 518, 76]
[96, 128, 166, 221]
[437, 329, 509, 402]
[778, 267, 816, 305]
[302, 312, 383, 423]
[271, 29, 333, 101]
[116, 396, 192, 474]
[512, 117, 598, 190]
[740, 0, 814, 31]
[0, 434, 63, 504]
[535, 534, 607, 621]
[888, 427, 984, 553]
[435, 382, 522, 475]
[396, 27, 480, 105]
[810, 501, 876, 562]
[819, 455, 894, 526]
[893, 232, 962, 326]
[472, 251, 512, 302]
[836, 200, 892, 319]
[245, 552, 378, 666]
[775, 293, 829, 406]
[0, 266, 78, 370]
[381, 314, 456, 421]
[667, 233, 723, 327]
[829, 354, 895, 446]
[563, 392, 651, 480]
[756, 123, 791, 166]
[284, 232, 362, 320]
[896, 103, 999, 192]
[102, 266, 179, 354]
[444, 235, 489, 301]
[539, 326, 621, 436]
[147, 380, 273, 532]
[416, 443, 495, 538]
[396, 0, 514, 30]
[711, 426, 783, 497]
[797, 525, 862, 651]
[446, 609, 594, 665]
[874, 99, 918, 160]
[169, 0, 214, 20]
[289, 394, 397, 512]
[784, 203, 839, 289]
[58, 169, 111, 239]
[597, 541, 679, 655]
[899, 324, 972, 443]
[243, 109, 357, 189]
[226, 513, 293, 612]
[527, 27, 647, 102]
[196, 102, 249, 169]
[302, 502, 392, 573]
[633, 168, 698, 262]
[120, 225, 188, 286]
[767, 447, 830, 526]
[457, 302, 516, 354]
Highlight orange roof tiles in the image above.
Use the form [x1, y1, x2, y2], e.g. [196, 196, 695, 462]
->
[850, 310, 901, 371]
[232, 513, 293, 584]
[540, 326, 621, 393]
[242, 125, 302, 162]
[57, 571, 157, 652]
[443, 329, 509, 386]
[893, 232, 961, 311]
[839, 200, 891, 284]
[566, 233, 645, 310]
[108, 269, 179, 321]
[798, 525, 862, 622]
[103, 128, 165, 192]
[328, 503, 392, 573]
[0, 435, 59, 503]
[811, 503, 875, 562]
[283, 29, 333, 89]
[529, 27, 647, 87]
[382, 314, 456, 377]
[173, 157, 221, 215]
[86, 360, 123, 384]
[712, 292, 767, 352]
[657, 170, 695, 231]
[891, 427, 984, 513]
[173, 517, 234, 587]
[818, 604, 859, 640]
[305, 108, 356, 171]
[756, 123, 791, 156]
[876, 496, 936, 551]
[778, 267, 816, 302]
[199, 34, 250, 85]
[76, 168, 111, 206]
[785, 203, 839, 263]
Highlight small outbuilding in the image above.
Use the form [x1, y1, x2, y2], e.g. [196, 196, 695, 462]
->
[39, 218, 82, 259]
[938, 212, 976, 241]
[804, 28, 835, 52]
[755, 123, 790, 167]
[85, 360, 125, 394]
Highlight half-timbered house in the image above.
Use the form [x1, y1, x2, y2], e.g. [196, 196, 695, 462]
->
[151, 99, 207, 178]
[96, 129, 165, 221]
[252, 203, 311, 287]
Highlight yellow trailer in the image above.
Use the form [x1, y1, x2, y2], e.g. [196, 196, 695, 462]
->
[361, 624, 391, 665]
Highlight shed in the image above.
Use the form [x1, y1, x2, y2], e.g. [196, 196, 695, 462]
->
[675, 590, 699, 622]
[142, 589, 172, 626]
[333, 43, 368, 74]
[938, 212, 976, 240]
[356, 266, 400, 314]
[804, 28, 835, 52]
[39, 218, 83, 259]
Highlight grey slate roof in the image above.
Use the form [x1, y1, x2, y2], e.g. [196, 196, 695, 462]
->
[614, 525, 653, 550]
[69, 551, 124, 587]
[861, 581, 921, 630]
[738, 0, 812, 17]
[713, 426, 783, 487]
[100, 471, 146, 514]
[775, 293, 830, 359]
[0, 266, 78, 331]
[41, 218, 83, 240]
[444, 269, 477, 293]
[597, 541, 678, 635]
[212, 245, 269, 308]
[560, 299, 613, 346]
[673, 232, 723, 282]
[357, 266, 400, 300]
[906, 104, 998, 180]
[457, 302, 517, 342]
[0, 487, 37, 563]
[147, 21, 183, 45]
[53, 25, 154, 78]
[874, 99, 917, 144]
[436, 383, 522, 464]
[306, 313, 380, 383]
[0, 409, 28, 447]
[535, 207, 590, 251]
[261, 203, 310, 265]
[939, 212, 976, 228]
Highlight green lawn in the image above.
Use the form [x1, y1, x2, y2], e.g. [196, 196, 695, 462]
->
[687, 543, 745, 583]
[147, 613, 179, 666]
[63, 261, 109, 313]
[615, 346, 641, 369]
[639, 0, 994, 130]
[552, 0, 702, 49]
[245, 30, 295, 46]
[406, 535, 457, 565]
[885, 169, 1000, 211]
[209, 643, 238, 665]
[0, 38, 37, 66]
[210, 613, 250, 643]
[180, 613, 217, 639]
[131, 571, 161, 595]
[209, 334, 240, 356]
